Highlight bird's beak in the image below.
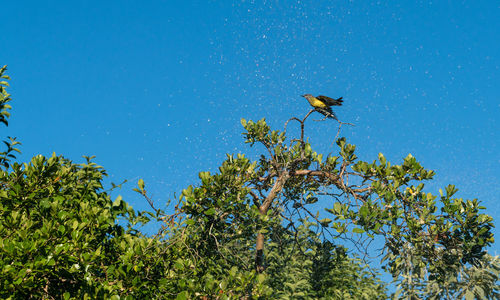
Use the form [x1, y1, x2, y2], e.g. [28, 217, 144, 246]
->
[301, 94, 306, 97]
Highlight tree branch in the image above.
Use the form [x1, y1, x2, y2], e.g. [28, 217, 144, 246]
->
[260, 171, 290, 214]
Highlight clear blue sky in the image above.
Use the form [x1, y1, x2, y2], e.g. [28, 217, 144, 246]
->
[2, 1, 499, 252]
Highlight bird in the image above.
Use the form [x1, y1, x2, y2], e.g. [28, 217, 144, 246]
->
[302, 94, 343, 120]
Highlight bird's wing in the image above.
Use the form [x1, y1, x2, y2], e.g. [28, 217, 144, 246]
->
[317, 95, 343, 106]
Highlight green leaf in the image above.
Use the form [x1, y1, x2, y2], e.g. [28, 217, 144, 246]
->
[319, 218, 332, 226]
[464, 290, 475, 300]
[378, 153, 386, 165]
[176, 291, 188, 300]
[353, 228, 365, 234]
[333, 202, 342, 214]
[138, 178, 145, 191]
[113, 195, 123, 207]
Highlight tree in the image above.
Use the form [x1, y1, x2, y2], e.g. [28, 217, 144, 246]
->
[178, 111, 498, 299]
[0, 66, 168, 298]
[0, 64, 498, 298]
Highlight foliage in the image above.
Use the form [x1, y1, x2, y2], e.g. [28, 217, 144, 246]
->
[237, 116, 498, 299]
[175, 115, 498, 298]
[177, 153, 387, 298]
[265, 220, 386, 299]
[0, 65, 497, 298]
[0, 66, 20, 169]
[0, 154, 140, 298]
[0, 66, 12, 127]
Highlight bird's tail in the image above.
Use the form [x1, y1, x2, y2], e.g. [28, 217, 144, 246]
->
[331, 97, 343, 106]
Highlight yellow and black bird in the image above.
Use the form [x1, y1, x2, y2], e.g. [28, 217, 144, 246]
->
[302, 94, 343, 120]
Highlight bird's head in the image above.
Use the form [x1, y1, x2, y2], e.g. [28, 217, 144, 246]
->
[301, 94, 313, 99]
